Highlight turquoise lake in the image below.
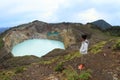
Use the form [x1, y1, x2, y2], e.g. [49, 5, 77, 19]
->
[12, 39, 65, 57]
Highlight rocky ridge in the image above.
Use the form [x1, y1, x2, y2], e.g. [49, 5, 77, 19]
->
[0, 20, 92, 62]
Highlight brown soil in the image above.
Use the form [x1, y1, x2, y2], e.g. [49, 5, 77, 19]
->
[0, 40, 119, 80]
[11, 44, 120, 80]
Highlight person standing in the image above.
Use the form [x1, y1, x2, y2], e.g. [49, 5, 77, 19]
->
[78, 34, 89, 70]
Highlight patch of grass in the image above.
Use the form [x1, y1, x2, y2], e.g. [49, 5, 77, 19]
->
[15, 66, 27, 74]
[0, 66, 28, 80]
[63, 66, 92, 80]
[89, 41, 106, 54]
[0, 70, 15, 80]
[40, 51, 81, 65]
[64, 51, 81, 61]
[79, 69, 92, 80]
[63, 66, 79, 80]
[112, 39, 120, 50]
[54, 62, 64, 72]
[54, 51, 81, 72]
[39, 56, 60, 64]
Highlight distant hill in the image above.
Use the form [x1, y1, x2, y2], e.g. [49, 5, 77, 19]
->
[0, 27, 10, 34]
[91, 19, 112, 30]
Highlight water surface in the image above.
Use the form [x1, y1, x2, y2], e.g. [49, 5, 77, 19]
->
[12, 39, 65, 57]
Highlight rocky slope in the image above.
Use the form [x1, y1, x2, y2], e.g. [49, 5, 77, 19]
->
[0, 20, 119, 80]
[0, 39, 120, 80]
[0, 20, 110, 63]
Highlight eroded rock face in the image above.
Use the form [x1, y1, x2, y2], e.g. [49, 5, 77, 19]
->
[3, 21, 78, 52]
[0, 20, 92, 63]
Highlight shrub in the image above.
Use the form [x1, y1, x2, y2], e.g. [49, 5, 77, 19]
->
[63, 66, 92, 80]
[79, 69, 92, 80]
[63, 66, 79, 80]
[54, 62, 64, 72]
[112, 39, 120, 50]
[15, 66, 26, 74]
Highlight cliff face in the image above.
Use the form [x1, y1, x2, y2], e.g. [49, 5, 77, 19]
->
[3, 21, 80, 52]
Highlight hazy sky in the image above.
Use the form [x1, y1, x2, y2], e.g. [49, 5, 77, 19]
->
[0, 0, 120, 27]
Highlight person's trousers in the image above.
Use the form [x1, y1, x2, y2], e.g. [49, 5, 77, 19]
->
[81, 54, 86, 64]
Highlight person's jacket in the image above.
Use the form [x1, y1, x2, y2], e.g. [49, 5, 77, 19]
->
[80, 39, 89, 54]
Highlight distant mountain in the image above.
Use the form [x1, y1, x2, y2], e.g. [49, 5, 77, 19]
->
[0, 27, 10, 34]
[91, 19, 112, 30]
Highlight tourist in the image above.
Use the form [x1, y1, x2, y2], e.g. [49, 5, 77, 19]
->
[78, 34, 89, 70]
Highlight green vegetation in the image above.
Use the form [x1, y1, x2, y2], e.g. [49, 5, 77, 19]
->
[15, 66, 27, 74]
[40, 51, 80, 65]
[112, 39, 120, 50]
[63, 66, 92, 80]
[63, 66, 79, 80]
[0, 66, 27, 80]
[79, 70, 92, 80]
[105, 26, 120, 36]
[0, 70, 14, 80]
[54, 62, 64, 72]
[89, 41, 106, 54]
[45, 51, 81, 73]
[39, 56, 60, 64]
[63, 51, 81, 61]
[0, 36, 4, 49]
[54, 51, 81, 72]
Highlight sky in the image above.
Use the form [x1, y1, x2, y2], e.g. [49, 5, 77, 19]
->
[0, 0, 120, 28]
